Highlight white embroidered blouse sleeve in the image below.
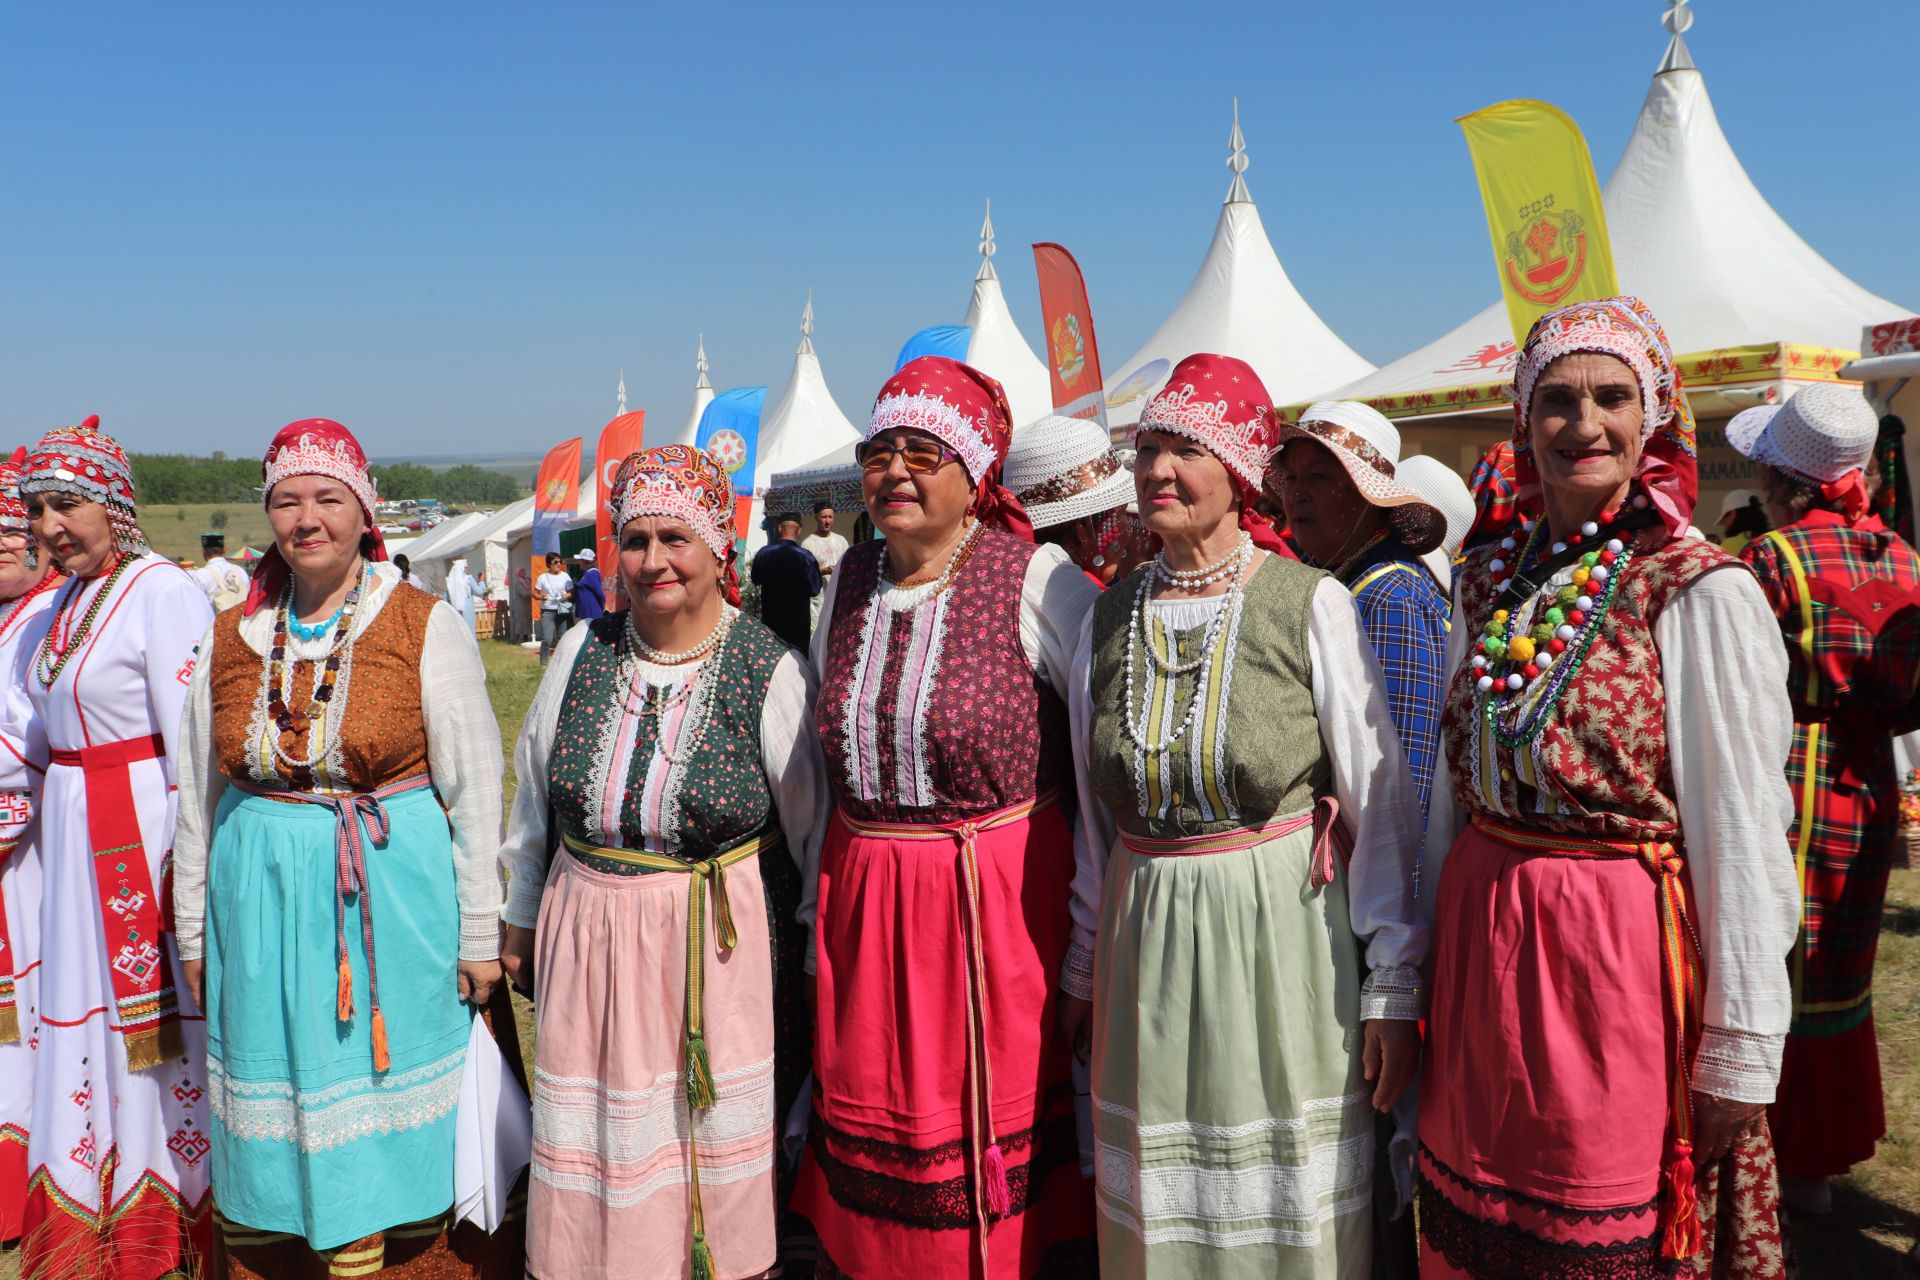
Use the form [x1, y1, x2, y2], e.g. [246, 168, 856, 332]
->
[1417, 578, 1472, 928]
[1657, 567, 1799, 1104]
[420, 600, 507, 961]
[1019, 544, 1107, 1001]
[760, 650, 829, 975]
[1062, 606, 1110, 1002]
[170, 620, 223, 965]
[499, 621, 591, 930]
[1019, 543, 1103, 699]
[809, 568, 843, 679]
[1308, 576, 1429, 1018]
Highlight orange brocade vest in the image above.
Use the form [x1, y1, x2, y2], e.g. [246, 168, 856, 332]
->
[1440, 532, 1733, 839]
[208, 584, 437, 792]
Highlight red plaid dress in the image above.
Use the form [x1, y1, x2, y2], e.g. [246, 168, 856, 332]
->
[1741, 511, 1920, 1179]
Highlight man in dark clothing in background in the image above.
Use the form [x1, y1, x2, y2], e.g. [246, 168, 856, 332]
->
[572, 548, 607, 622]
[749, 512, 820, 651]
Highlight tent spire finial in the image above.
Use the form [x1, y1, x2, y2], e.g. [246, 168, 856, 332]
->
[1226, 97, 1251, 204]
[799, 290, 816, 356]
[617, 369, 627, 417]
[1658, 0, 1695, 72]
[976, 198, 999, 282]
[695, 335, 712, 391]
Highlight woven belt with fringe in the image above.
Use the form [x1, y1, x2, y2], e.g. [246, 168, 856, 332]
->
[231, 773, 438, 1075]
[1471, 817, 1705, 1261]
[835, 790, 1057, 1272]
[1120, 795, 1351, 887]
[561, 826, 777, 1280]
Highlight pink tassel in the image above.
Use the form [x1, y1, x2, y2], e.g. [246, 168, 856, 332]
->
[983, 1142, 1011, 1219]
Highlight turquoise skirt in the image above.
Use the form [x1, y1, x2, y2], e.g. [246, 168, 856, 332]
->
[205, 784, 472, 1249]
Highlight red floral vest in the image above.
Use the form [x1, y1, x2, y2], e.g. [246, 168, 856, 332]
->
[816, 528, 1068, 825]
[1440, 532, 1733, 840]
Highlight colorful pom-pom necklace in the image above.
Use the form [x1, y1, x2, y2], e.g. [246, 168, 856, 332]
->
[1472, 492, 1652, 749]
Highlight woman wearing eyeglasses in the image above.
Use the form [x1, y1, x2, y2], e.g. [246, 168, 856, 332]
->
[793, 357, 1100, 1279]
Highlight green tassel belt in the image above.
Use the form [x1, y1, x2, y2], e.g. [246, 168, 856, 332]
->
[561, 827, 776, 1277]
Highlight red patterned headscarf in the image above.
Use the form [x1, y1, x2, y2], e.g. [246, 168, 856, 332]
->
[21, 416, 148, 555]
[1512, 295, 1697, 538]
[1138, 353, 1294, 558]
[868, 356, 1033, 541]
[244, 419, 388, 615]
[608, 444, 742, 606]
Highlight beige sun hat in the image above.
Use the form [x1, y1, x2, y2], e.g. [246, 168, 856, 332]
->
[1005, 414, 1135, 531]
[1397, 455, 1474, 587]
[1277, 401, 1447, 556]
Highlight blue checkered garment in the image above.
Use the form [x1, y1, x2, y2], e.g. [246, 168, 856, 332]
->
[1343, 539, 1452, 822]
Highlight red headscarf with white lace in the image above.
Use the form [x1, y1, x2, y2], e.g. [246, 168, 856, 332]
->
[244, 419, 388, 615]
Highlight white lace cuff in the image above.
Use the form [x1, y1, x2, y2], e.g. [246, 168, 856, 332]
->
[460, 914, 503, 962]
[1360, 964, 1424, 1021]
[1061, 942, 1095, 1003]
[174, 918, 204, 964]
[1691, 1024, 1784, 1105]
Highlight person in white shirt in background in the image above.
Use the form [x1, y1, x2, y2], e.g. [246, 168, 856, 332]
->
[533, 552, 574, 665]
[801, 501, 849, 627]
[192, 530, 250, 612]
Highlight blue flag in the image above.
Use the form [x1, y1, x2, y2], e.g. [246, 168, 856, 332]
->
[894, 325, 972, 372]
[695, 386, 767, 542]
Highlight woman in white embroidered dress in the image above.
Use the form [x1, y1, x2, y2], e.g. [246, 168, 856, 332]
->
[173, 419, 524, 1278]
[500, 444, 828, 1280]
[0, 449, 60, 1245]
[17, 417, 216, 1279]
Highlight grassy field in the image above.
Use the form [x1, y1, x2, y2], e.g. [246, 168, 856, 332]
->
[139, 502, 277, 563]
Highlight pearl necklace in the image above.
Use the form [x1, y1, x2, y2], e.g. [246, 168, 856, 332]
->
[623, 608, 735, 765]
[1150, 533, 1251, 593]
[626, 606, 728, 666]
[1122, 550, 1251, 755]
[260, 566, 369, 775]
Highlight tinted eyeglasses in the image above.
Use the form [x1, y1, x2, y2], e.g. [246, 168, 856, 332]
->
[856, 438, 961, 474]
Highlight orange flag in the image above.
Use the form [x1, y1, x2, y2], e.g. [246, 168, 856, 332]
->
[532, 437, 583, 556]
[593, 411, 647, 595]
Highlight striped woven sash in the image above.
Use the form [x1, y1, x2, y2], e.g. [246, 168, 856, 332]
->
[1121, 795, 1351, 887]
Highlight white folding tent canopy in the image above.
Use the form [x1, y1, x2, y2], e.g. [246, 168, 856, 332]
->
[1322, 23, 1910, 411]
[1102, 104, 1376, 430]
[961, 204, 1054, 431]
[670, 338, 716, 448]
[744, 297, 863, 552]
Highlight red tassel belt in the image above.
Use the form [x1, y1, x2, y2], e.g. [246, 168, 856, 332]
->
[230, 773, 437, 1075]
[1121, 795, 1352, 887]
[47, 733, 182, 1072]
[837, 790, 1057, 1271]
[1470, 817, 1705, 1261]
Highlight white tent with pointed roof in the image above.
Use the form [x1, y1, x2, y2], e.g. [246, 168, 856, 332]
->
[1104, 103, 1376, 429]
[961, 202, 1055, 431]
[1322, 5, 1910, 418]
[670, 337, 716, 448]
[745, 295, 863, 551]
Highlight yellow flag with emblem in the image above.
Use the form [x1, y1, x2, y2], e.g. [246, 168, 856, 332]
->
[1458, 99, 1620, 347]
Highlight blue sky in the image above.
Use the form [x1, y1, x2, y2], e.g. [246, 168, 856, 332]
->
[2, 1, 1914, 458]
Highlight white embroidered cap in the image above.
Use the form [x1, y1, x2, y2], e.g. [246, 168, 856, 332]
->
[1004, 415, 1134, 530]
[1727, 386, 1879, 486]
